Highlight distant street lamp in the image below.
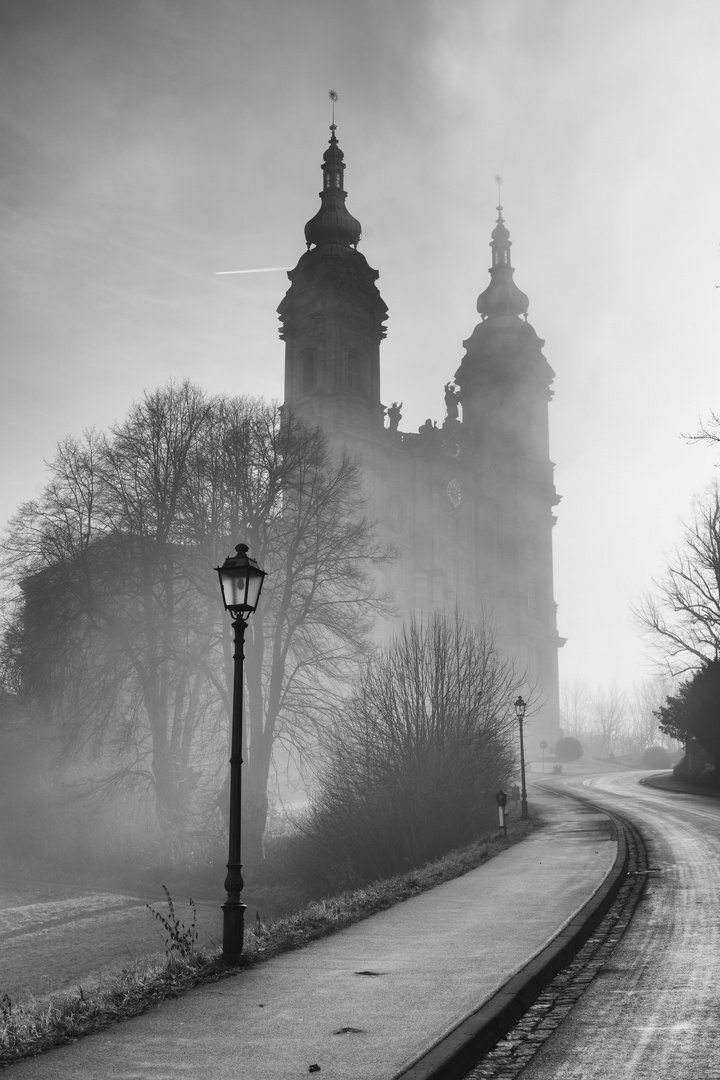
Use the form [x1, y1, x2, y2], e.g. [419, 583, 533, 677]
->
[514, 695, 529, 821]
[216, 543, 266, 963]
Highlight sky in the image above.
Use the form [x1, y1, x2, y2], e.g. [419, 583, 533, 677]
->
[2, 0, 720, 695]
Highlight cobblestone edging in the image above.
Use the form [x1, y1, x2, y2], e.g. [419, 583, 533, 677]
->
[394, 802, 649, 1080]
[461, 812, 649, 1079]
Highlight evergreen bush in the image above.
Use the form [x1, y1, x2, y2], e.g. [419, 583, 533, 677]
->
[641, 745, 672, 769]
[554, 736, 583, 762]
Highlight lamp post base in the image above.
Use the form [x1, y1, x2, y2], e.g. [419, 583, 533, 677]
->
[222, 898, 247, 963]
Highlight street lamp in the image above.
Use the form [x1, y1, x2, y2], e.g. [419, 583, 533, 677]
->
[514, 695, 529, 821]
[215, 542, 266, 963]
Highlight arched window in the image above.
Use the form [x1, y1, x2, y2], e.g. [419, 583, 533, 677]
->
[302, 349, 316, 393]
[346, 349, 367, 394]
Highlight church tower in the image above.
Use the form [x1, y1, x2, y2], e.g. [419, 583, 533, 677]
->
[455, 206, 562, 742]
[278, 122, 562, 746]
[277, 122, 387, 448]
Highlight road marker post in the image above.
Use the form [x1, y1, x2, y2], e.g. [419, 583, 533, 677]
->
[496, 789, 508, 835]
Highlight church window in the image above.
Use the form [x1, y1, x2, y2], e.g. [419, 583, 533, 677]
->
[302, 349, 316, 393]
[387, 494, 404, 528]
[448, 557, 463, 601]
[347, 349, 367, 394]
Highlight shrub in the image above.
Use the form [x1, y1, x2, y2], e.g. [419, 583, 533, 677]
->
[294, 613, 520, 893]
[641, 745, 672, 769]
[554, 736, 583, 762]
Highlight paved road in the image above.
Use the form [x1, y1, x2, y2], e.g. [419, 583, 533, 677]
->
[519, 770, 720, 1080]
[5, 788, 617, 1080]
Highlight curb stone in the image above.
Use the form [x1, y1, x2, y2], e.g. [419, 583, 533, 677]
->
[393, 794, 631, 1080]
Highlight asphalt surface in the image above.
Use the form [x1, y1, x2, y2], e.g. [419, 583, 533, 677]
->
[518, 771, 720, 1079]
[6, 785, 616, 1080]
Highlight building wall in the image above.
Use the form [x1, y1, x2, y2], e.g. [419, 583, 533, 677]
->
[278, 127, 563, 748]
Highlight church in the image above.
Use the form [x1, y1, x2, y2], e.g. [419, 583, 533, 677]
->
[277, 121, 563, 747]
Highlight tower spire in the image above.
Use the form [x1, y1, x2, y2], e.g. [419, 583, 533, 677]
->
[476, 196, 529, 319]
[303, 96, 362, 250]
[278, 106, 387, 433]
[495, 173, 503, 213]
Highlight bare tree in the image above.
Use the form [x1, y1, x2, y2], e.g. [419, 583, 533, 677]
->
[635, 482, 720, 674]
[296, 611, 520, 889]
[625, 676, 675, 754]
[3, 385, 221, 837]
[560, 675, 679, 760]
[559, 676, 592, 741]
[190, 398, 393, 862]
[590, 681, 626, 757]
[1, 382, 391, 858]
[684, 411, 720, 449]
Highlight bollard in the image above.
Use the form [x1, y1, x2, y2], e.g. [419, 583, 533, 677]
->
[495, 789, 508, 835]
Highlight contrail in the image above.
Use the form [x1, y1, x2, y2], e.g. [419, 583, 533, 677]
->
[215, 267, 292, 275]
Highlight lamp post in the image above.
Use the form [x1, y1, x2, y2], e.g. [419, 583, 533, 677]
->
[514, 695, 529, 821]
[215, 543, 266, 963]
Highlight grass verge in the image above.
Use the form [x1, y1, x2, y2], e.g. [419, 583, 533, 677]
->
[0, 817, 532, 1068]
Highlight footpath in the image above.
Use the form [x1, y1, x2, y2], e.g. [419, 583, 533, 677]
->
[10, 787, 620, 1080]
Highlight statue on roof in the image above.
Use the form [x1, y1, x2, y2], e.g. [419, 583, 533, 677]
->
[444, 382, 460, 422]
[386, 401, 402, 432]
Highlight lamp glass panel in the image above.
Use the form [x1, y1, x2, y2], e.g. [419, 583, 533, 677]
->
[220, 571, 248, 611]
[245, 567, 265, 611]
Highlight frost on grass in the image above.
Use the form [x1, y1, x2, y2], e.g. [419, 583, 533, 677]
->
[1, 821, 532, 1064]
[146, 886, 199, 960]
[0, 888, 219, 1067]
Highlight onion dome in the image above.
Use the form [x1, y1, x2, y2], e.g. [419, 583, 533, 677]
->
[304, 124, 362, 249]
[476, 207, 529, 319]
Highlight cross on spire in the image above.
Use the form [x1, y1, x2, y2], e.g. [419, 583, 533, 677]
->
[495, 174, 503, 213]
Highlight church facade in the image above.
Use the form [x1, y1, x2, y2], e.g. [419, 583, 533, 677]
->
[277, 123, 562, 746]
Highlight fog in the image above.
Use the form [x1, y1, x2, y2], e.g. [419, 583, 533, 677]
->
[3, 2, 719, 697]
[1, 0, 720, 934]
